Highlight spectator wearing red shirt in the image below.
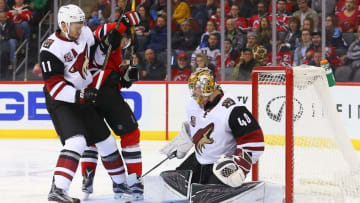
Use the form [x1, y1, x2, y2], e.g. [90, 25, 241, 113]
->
[209, 7, 221, 31]
[228, 4, 248, 33]
[7, 0, 32, 40]
[170, 52, 192, 81]
[335, 0, 360, 15]
[248, 1, 268, 32]
[268, 0, 290, 34]
[216, 38, 240, 80]
[336, 0, 360, 33]
[305, 32, 343, 67]
[266, 36, 293, 67]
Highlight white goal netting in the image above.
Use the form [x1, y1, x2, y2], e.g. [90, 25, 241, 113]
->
[253, 65, 360, 203]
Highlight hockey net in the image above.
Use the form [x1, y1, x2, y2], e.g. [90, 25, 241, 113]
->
[251, 65, 360, 203]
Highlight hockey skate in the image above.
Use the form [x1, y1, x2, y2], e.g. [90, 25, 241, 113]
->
[48, 182, 80, 203]
[113, 181, 134, 200]
[81, 168, 94, 200]
[129, 180, 144, 200]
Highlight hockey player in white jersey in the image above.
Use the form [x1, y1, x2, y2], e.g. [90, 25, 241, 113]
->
[161, 68, 264, 189]
[41, 4, 134, 203]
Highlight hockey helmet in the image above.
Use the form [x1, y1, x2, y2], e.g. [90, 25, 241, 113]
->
[58, 4, 85, 39]
[188, 68, 219, 104]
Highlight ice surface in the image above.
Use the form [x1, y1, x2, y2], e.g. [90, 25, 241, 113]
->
[0, 139, 184, 203]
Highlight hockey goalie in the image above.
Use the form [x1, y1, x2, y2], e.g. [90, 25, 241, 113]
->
[148, 69, 282, 202]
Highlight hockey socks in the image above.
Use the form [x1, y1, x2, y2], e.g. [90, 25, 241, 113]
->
[81, 145, 98, 178]
[97, 135, 126, 184]
[53, 136, 87, 191]
[120, 128, 142, 177]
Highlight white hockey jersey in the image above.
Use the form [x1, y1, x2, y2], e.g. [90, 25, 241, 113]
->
[186, 92, 264, 165]
[39, 26, 100, 103]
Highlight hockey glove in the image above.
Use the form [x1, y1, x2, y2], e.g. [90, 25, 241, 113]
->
[160, 122, 193, 159]
[124, 65, 139, 82]
[119, 65, 139, 88]
[213, 150, 252, 187]
[99, 29, 121, 53]
[75, 87, 98, 104]
[121, 11, 141, 27]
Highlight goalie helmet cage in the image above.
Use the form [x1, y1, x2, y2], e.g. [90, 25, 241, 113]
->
[251, 66, 360, 203]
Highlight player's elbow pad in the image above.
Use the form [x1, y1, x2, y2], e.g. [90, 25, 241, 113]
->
[160, 122, 193, 159]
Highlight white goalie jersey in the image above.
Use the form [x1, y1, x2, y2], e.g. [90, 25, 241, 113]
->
[39, 26, 102, 103]
[186, 92, 264, 165]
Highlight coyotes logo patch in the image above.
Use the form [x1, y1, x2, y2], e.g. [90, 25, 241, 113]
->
[222, 98, 235, 108]
[192, 123, 214, 154]
[68, 45, 89, 79]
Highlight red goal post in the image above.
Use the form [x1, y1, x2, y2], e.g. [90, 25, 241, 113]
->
[251, 66, 294, 203]
[251, 66, 360, 203]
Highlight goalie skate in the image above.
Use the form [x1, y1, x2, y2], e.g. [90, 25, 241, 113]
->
[48, 182, 80, 203]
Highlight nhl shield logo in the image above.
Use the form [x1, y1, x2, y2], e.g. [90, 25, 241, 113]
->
[190, 116, 196, 127]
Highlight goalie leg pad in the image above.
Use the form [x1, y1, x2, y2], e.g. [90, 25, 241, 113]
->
[191, 181, 265, 203]
[160, 170, 193, 199]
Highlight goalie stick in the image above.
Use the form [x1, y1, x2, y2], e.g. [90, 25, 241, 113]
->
[142, 151, 177, 178]
[95, 0, 128, 89]
[127, 151, 176, 187]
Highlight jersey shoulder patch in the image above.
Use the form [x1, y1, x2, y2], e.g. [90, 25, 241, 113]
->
[42, 39, 54, 48]
[222, 97, 236, 109]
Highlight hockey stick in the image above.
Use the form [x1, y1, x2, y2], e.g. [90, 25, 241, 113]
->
[141, 151, 177, 178]
[129, 0, 136, 66]
[127, 151, 176, 186]
[95, 0, 128, 89]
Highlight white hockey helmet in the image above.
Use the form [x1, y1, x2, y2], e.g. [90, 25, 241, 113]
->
[58, 4, 85, 39]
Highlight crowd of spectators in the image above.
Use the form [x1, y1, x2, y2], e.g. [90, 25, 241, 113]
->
[3, 0, 360, 82]
[118, 0, 360, 82]
[0, 0, 47, 79]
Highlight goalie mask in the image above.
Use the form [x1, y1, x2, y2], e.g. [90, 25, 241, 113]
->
[58, 4, 85, 40]
[188, 68, 219, 105]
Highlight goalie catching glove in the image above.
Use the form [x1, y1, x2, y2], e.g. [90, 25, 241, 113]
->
[160, 122, 193, 159]
[213, 149, 252, 187]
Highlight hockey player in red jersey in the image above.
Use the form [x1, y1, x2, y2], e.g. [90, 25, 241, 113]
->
[266, 36, 293, 66]
[79, 10, 144, 200]
[41, 4, 135, 203]
[161, 69, 264, 191]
